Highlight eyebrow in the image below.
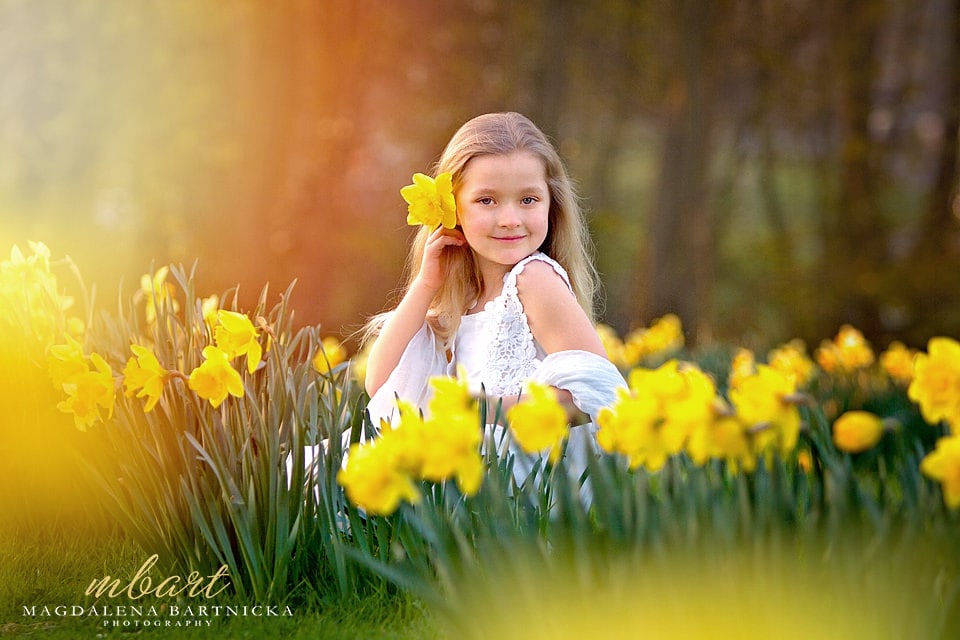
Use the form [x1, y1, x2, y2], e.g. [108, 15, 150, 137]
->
[465, 185, 547, 196]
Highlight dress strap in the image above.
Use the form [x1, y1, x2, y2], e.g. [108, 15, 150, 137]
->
[504, 252, 573, 292]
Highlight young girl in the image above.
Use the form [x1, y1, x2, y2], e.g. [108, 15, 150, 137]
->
[364, 112, 625, 441]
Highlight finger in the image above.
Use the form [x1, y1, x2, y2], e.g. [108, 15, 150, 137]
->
[428, 229, 466, 248]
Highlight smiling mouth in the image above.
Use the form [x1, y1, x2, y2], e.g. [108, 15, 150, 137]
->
[493, 236, 525, 242]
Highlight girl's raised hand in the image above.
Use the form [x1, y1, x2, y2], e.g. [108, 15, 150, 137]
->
[416, 226, 465, 291]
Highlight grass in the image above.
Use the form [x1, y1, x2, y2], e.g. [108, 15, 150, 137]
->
[0, 521, 442, 639]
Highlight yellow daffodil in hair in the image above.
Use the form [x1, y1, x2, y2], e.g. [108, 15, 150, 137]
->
[401, 172, 457, 230]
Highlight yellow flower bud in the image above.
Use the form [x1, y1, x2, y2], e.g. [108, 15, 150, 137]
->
[832, 411, 884, 453]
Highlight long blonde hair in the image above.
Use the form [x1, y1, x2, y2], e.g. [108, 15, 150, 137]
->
[372, 112, 599, 348]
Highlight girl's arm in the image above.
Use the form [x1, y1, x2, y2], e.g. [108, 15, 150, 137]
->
[364, 227, 465, 397]
[516, 260, 607, 358]
[494, 259, 607, 423]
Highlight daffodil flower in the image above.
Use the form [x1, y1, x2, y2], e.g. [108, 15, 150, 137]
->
[214, 310, 262, 374]
[908, 337, 960, 432]
[832, 410, 885, 453]
[312, 336, 347, 374]
[57, 352, 115, 431]
[729, 365, 802, 458]
[188, 345, 244, 408]
[400, 172, 457, 230]
[46, 334, 90, 389]
[921, 435, 960, 508]
[123, 344, 168, 412]
[337, 439, 421, 516]
[140, 266, 179, 325]
[507, 382, 570, 465]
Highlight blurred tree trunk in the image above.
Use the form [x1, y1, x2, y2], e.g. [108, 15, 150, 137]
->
[918, 0, 960, 251]
[646, 0, 715, 345]
[817, 1, 887, 339]
[529, 0, 574, 139]
[908, 0, 960, 340]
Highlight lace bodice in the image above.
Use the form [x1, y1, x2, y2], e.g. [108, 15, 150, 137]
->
[451, 252, 573, 397]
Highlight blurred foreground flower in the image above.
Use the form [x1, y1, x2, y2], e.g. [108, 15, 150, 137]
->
[507, 382, 569, 464]
[832, 410, 885, 453]
[597, 360, 717, 471]
[728, 348, 756, 390]
[338, 417, 423, 516]
[420, 375, 483, 494]
[920, 435, 960, 508]
[729, 365, 802, 459]
[338, 373, 483, 515]
[767, 339, 815, 387]
[908, 337, 960, 433]
[401, 172, 457, 230]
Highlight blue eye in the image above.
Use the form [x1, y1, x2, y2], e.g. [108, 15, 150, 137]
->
[478, 197, 495, 205]
[521, 196, 538, 205]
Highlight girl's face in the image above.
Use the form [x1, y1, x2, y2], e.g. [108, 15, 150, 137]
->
[455, 150, 550, 278]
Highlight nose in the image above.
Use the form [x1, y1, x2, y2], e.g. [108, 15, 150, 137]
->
[497, 205, 521, 228]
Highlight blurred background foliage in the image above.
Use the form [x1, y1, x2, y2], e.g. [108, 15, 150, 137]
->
[2, 0, 958, 350]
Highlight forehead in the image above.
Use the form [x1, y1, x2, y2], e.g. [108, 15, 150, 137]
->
[459, 151, 547, 189]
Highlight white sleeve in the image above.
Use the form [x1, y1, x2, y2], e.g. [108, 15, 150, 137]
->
[364, 321, 448, 429]
[528, 350, 626, 419]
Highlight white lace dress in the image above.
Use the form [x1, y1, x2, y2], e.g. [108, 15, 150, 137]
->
[451, 252, 560, 399]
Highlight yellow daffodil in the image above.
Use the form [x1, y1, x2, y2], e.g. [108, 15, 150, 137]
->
[427, 370, 476, 416]
[421, 375, 483, 494]
[46, 334, 90, 389]
[214, 310, 262, 374]
[337, 439, 422, 516]
[908, 337, 960, 432]
[727, 348, 756, 391]
[387, 400, 431, 474]
[400, 172, 457, 230]
[139, 266, 179, 325]
[622, 314, 685, 367]
[815, 325, 874, 373]
[920, 435, 960, 508]
[767, 339, 815, 387]
[597, 360, 720, 472]
[728, 365, 802, 458]
[57, 352, 115, 431]
[832, 411, 885, 453]
[122, 344, 168, 412]
[1, 242, 68, 348]
[597, 388, 662, 470]
[312, 336, 347, 374]
[687, 412, 756, 472]
[188, 345, 244, 408]
[507, 382, 569, 465]
[595, 323, 629, 369]
[200, 294, 220, 327]
[880, 341, 915, 385]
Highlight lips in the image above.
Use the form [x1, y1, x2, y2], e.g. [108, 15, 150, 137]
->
[493, 235, 526, 242]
